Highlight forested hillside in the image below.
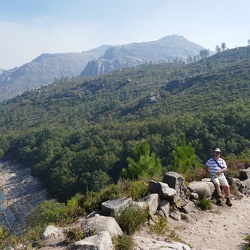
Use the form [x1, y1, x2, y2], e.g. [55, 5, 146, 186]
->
[0, 45, 250, 201]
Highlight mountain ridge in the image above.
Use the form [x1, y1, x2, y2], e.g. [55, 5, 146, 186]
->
[0, 35, 204, 102]
[80, 34, 204, 76]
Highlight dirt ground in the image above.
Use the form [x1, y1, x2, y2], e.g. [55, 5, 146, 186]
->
[168, 195, 250, 250]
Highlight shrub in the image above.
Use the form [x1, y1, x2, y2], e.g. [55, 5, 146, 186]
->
[149, 217, 169, 235]
[65, 227, 85, 244]
[118, 180, 150, 201]
[245, 235, 250, 250]
[26, 200, 68, 227]
[114, 206, 148, 235]
[113, 235, 134, 250]
[77, 184, 124, 215]
[196, 191, 212, 210]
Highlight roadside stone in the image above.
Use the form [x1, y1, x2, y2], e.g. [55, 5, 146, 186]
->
[139, 193, 160, 218]
[133, 235, 191, 250]
[169, 210, 181, 221]
[158, 199, 170, 217]
[149, 181, 177, 204]
[70, 231, 112, 250]
[41, 225, 64, 239]
[162, 171, 188, 199]
[101, 197, 132, 216]
[181, 201, 195, 214]
[81, 214, 123, 237]
[188, 180, 215, 198]
[239, 168, 250, 180]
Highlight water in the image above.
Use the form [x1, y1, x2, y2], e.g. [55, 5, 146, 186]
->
[0, 187, 7, 226]
[0, 162, 15, 228]
[0, 191, 4, 201]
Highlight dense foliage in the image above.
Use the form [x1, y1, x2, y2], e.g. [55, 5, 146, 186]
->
[0, 46, 250, 201]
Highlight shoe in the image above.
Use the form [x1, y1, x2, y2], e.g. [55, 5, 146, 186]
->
[226, 198, 232, 207]
[216, 198, 222, 206]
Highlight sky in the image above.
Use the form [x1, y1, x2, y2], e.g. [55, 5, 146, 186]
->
[0, 0, 249, 70]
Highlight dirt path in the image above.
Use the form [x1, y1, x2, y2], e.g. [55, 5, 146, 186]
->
[168, 196, 250, 250]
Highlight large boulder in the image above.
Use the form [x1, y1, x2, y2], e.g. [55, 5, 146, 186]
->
[139, 193, 160, 218]
[240, 179, 250, 196]
[163, 172, 188, 199]
[239, 167, 250, 180]
[41, 225, 64, 239]
[149, 181, 177, 204]
[101, 197, 133, 216]
[158, 199, 171, 217]
[133, 235, 191, 249]
[188, 180, 215, 198]
[70, 231, 112, 250]
[81, 214, 123, 237]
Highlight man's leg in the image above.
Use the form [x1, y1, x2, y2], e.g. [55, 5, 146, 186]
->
[215, 183, 222, 205]
[223, 185, 232, 206]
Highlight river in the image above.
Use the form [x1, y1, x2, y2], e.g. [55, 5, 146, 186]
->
[0, 190, 5, 211]
[0, 160, 49, 230]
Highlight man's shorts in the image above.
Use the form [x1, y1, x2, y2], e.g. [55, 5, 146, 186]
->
[212, 175, 229, 187]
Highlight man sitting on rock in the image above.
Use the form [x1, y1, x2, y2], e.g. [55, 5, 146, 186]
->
[204, 148, 232, 207]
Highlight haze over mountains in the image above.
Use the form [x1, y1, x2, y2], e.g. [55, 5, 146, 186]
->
[0, 35, 204, 102]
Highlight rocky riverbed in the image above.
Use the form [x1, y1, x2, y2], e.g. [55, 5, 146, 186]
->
[0, 161, 49, 229]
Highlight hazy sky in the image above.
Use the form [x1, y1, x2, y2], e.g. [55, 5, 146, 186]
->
[0, 0, 249, 70]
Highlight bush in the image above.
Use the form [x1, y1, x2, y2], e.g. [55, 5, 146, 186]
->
[113, 235, 134, 250]
[245, 235, 250, 250]
[196, 191, 212, 211]
[114, 206, 148, 235]
[149, 217, 169, 235]
[65, 227, 85, 244]
[118, 180, 150, 201]
[26, 200, 68, 227]
[77, 184, 124, 215]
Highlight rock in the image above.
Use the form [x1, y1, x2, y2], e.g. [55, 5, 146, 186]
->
[70, 231, 112, 250]
[188, 181, 215, 198]
[132, 201, 148, 210]
[190, 192, 199, 200]
[240, 179, 250, 196]
[101, 197, 133, 216]
[139, 193, 160, 218]
[239, 167, 250, 180]
[133, 235, 191, 250]
[81, 214, 123, 237]
[169, 211, 181, 221]
[41, 225, 64, 239]
[158, 199, 171, 217]
[149, 181, 177, 204]
[163, 171, 188, 199]
[181, 201, 195, 214]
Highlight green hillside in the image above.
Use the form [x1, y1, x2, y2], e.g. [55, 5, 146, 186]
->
[0, 46, 250, 200]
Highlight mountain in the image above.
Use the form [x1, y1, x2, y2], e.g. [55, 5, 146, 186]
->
[0, 35, 204, 102]
[80, 35, 205, 76]
[0, 45, 111, 102]
[0, 45, 250, 200]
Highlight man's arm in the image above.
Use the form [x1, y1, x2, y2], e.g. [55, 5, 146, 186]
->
[204, 165, 210, 175]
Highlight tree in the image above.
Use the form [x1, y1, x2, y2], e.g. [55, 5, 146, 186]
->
[215, 45, 221, 53]
[199, 49, 210, 59]
[122, 140, 162, 180]
[170, 133, 200, 177]
[221, 42, 226, 51]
